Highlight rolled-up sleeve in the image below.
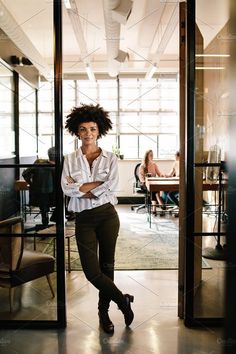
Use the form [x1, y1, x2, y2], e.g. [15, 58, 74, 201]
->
[61, 156, 85, 198]
[91, 154, 119, 198]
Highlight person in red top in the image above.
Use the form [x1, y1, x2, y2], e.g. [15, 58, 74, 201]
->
[139, 149, 165, 215]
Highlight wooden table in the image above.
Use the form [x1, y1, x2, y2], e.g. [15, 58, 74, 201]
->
[145, 177, 179, 193]
[145, 177, 223, 193]
[145, 177, 227, 227]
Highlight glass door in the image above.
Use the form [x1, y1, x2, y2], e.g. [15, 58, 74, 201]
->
[0, 0, 65, 328]
[184, 0, 231, 326]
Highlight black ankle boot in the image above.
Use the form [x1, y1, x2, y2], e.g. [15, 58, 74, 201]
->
[118, 294, 134, 326]
[98, 310, 114, 334]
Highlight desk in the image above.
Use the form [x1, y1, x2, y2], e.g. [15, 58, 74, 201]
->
[145, 177, 227, 227]
[145, 177, 224, 193]
[145, 177, 179, 193]
[37, 225, 75, 273]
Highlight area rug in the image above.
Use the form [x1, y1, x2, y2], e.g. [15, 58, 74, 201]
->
[40, 208, 211, 270]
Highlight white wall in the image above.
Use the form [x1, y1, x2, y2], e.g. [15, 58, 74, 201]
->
[117, 159, 174, 197]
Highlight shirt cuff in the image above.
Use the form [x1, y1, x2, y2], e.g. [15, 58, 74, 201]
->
[65, 183, 86, 197]
[91, 184, 108, 198]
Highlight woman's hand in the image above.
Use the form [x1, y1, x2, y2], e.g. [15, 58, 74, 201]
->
[82, 191, 97, 199]
[66, 176, 75, 184]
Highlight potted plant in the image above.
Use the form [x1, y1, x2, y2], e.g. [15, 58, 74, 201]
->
[112, 145, 124, 159]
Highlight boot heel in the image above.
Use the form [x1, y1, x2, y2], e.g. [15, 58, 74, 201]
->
[129, 295, 134, 303]
[119, 294, 134, 326]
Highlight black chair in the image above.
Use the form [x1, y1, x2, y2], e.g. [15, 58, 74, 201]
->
[22, 162, 56, 230]
[131, 163, 148, 213]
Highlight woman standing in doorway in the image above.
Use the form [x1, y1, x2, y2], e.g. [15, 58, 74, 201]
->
[61, 104, 134, 334]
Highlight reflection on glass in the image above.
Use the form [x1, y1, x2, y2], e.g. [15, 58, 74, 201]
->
[120, 135, 138, 159]
[193, 0, 230, 318]
[0, 62, 14, 158]
[37, 77, 179, 159]
[0, 167, 57, 320]
[139, 135, 157, 159]
[0, 0, 57, 322]
[19, 78, 37, 157]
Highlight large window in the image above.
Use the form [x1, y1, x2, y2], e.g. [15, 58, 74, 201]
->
[38, 76, 179, 159]
[19, 78, 37, 157]
[38, 81, 54, 157]
[0, 61, 14, 157]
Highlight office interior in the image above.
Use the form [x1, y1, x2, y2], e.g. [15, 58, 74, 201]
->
[0, 1, 236, 353]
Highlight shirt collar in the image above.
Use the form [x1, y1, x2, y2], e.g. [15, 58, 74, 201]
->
[77, 147, 108, 158]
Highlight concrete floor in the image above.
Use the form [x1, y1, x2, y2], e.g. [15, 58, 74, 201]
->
[0, 270, 223, 354]
[0, 206, 224, 353]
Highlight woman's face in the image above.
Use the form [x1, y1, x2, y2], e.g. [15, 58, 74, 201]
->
[78, 121, 99, 146]
[148, 151, 153, 161]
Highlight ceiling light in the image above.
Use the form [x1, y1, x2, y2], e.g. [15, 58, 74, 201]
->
[195, 66, 225, 70]
[195, 54, 230, 57]
[145, 64, 157, 80]
[64, 0, 71, 9]
[85, 64, 96, 81]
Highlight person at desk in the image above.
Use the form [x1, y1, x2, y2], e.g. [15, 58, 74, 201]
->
[139, 149, 165, 215]
[164, 151, 180, 207]
[22, 147, 56, 227]
[61, 104, 134, 334]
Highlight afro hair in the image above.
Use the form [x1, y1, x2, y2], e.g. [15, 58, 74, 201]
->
[65, 104, 112, 138]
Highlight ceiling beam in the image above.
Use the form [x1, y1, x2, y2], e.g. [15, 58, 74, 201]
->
[64, 0, 96, 80]
[0, 0, 51, 80]
[145, 3, 179, 79]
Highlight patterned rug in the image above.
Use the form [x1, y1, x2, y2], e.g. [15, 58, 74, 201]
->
[40, 207, 211, 270]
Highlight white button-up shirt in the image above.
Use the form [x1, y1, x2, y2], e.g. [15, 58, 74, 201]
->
[61, 148, 118, 212]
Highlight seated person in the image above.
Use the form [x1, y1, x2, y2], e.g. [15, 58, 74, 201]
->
[139, 149, 165, 215]
[22, 147, 56, 228]
[164, 151, 180, 207]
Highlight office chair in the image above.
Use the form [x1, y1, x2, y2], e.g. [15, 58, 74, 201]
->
[131, 163, 148, 213]
[0, 217, 55, 311]
[22, 163, 56, 230]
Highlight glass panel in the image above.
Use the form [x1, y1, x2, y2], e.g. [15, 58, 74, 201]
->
[99, 135, 117, 153]
[193, 0, 230, 318]
[0, 0, 58, 322]
[140, 79, 159, 111]
[77, 80, 98, 105]
[38, 77, 178, 159]
[158, 134, 178, 159]
[120, 135, 138, 159]
[0, 63, 14, 157]
[38, 81, 54, 112]
[0, 166, 57, 320]
[120, 112, 141, 133]
[139, 135, 157, 159]
[63, 80, 76, 113]
[19, 78, 37, 158]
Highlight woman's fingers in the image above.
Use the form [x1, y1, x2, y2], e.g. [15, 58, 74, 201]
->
[66, 176, 75, 183]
